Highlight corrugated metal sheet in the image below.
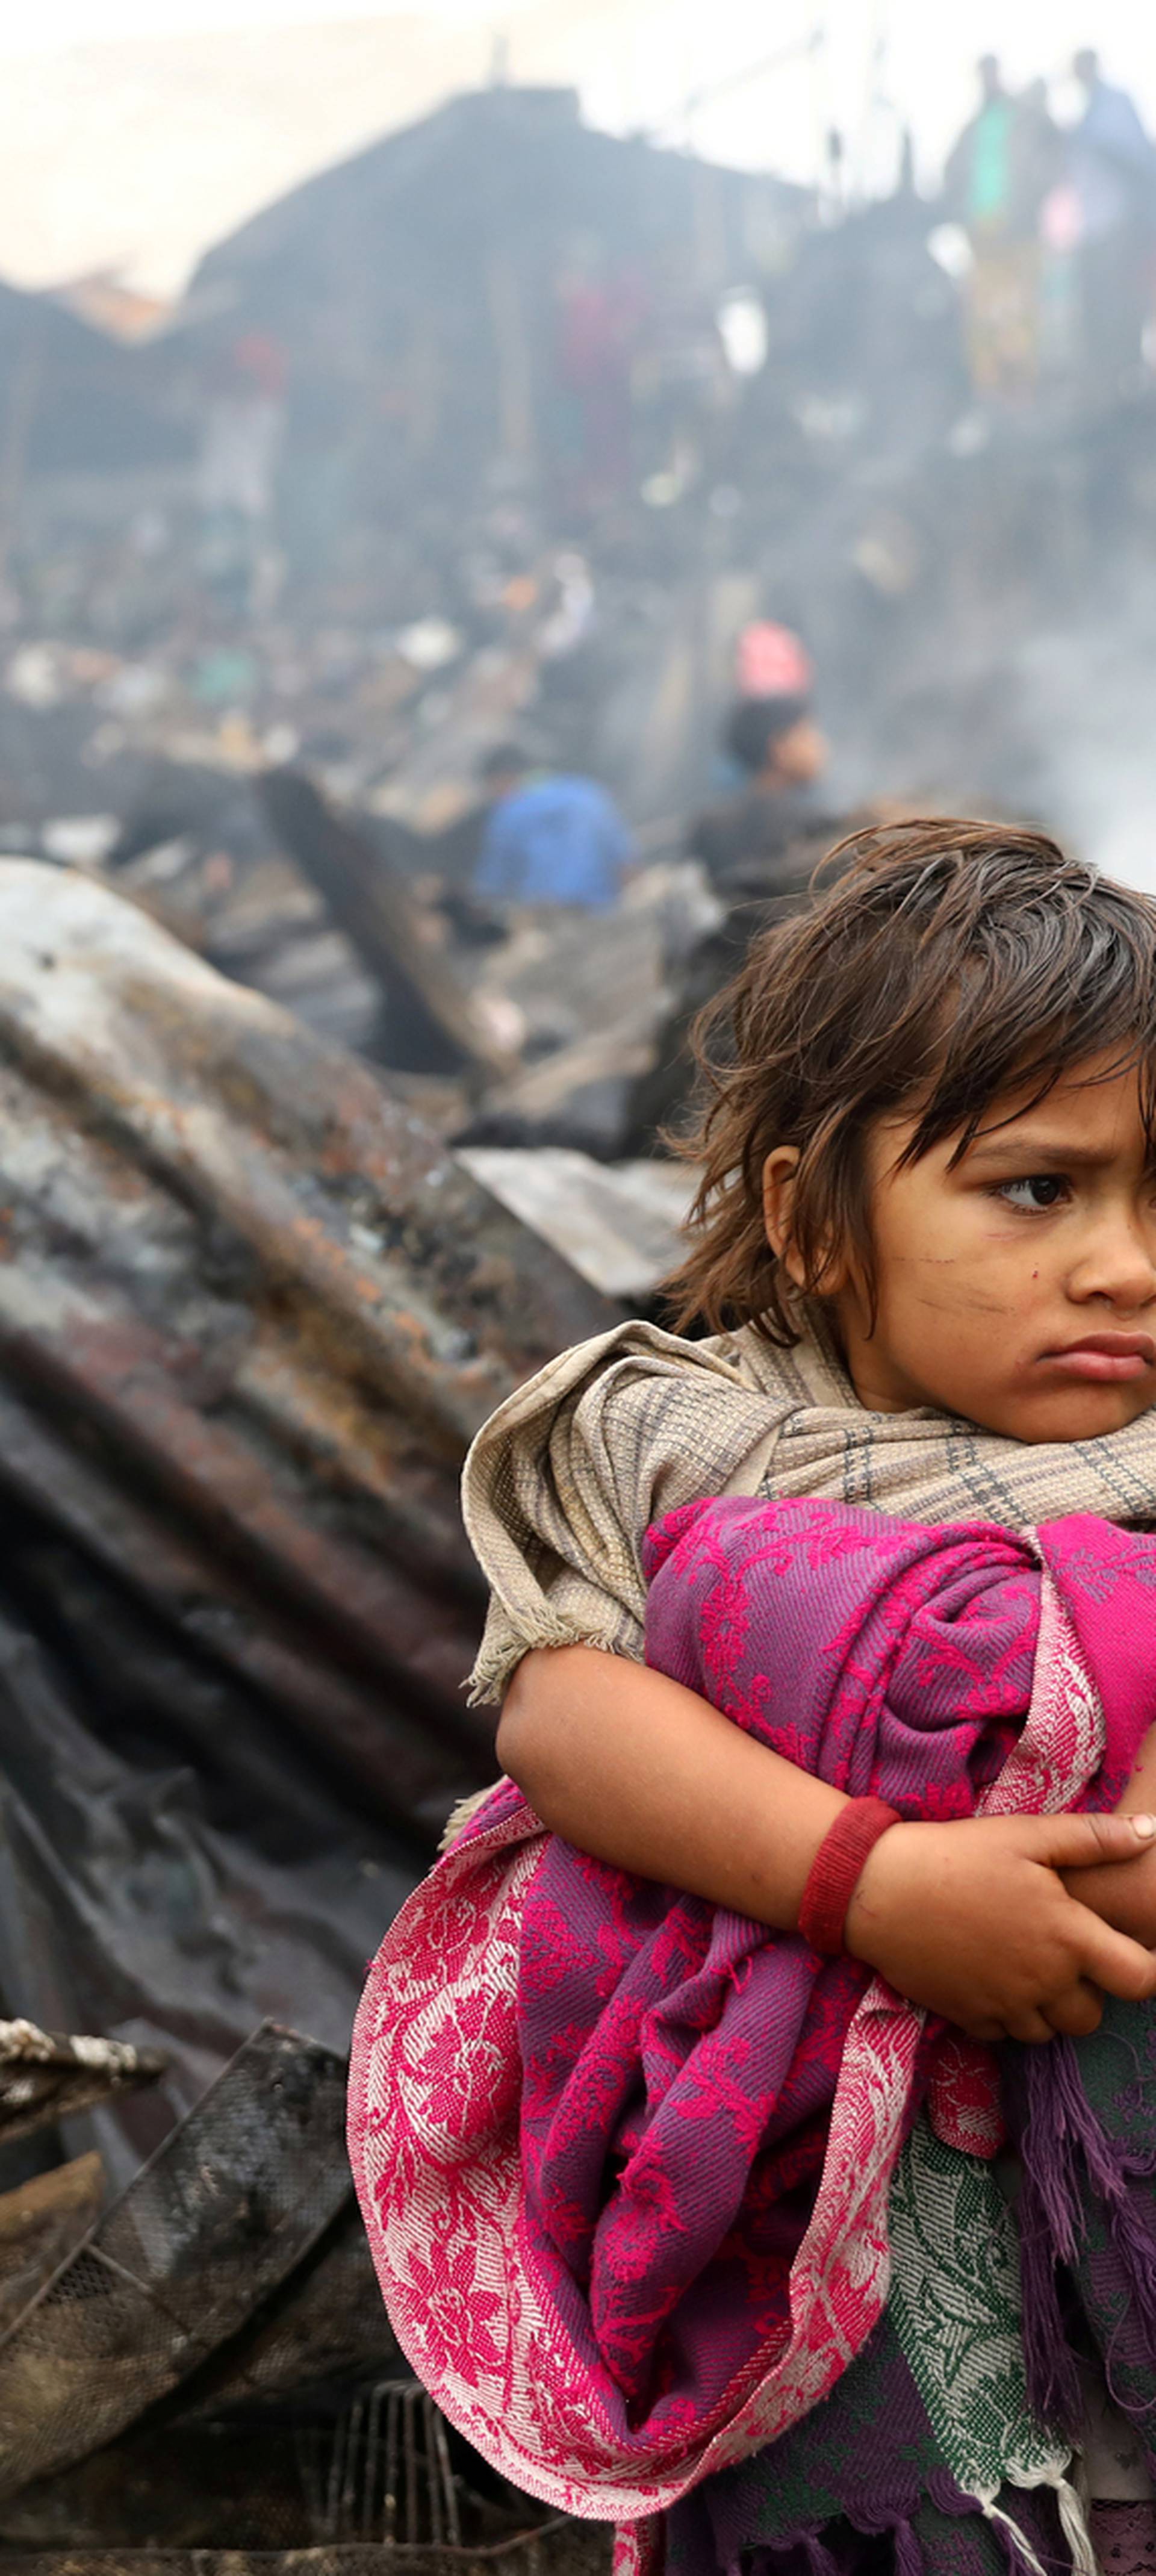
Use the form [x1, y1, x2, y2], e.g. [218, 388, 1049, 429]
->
[0, 860, 614, 2144]
[0, 860, 612, 1837]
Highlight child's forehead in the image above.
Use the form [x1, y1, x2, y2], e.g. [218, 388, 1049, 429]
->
[878, 1049, 1156, 1176]
[967, 1054, 1149, 1148]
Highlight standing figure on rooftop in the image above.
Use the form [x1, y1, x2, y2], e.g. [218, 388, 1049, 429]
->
[1066, 50, 1156, 398]
[943, 54, 1058, 400]
[473, 744, 633, 913]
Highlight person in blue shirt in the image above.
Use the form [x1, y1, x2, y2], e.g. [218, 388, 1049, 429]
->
[473, 746, 632, 912]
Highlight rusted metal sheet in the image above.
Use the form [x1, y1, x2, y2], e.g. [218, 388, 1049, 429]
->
[0, 858, 614, 2144]
[0, 858, 611, 1836]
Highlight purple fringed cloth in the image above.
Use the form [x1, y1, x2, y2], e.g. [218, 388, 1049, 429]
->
[1009, 2011, 1156, 2468]
[349, 1501, 1156, 2536]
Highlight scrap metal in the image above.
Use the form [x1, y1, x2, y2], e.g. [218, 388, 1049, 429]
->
[0, 855, 613, 2145]
[0, 2024, 164, 2145]
[0, 2024, 353, 2502]
[0, 856, 611, 1838]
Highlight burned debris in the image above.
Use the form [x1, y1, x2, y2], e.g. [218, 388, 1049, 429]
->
[0, 856, 614, 2090]
[0, 2021, 601, 2569]
[0, 854, 622, 2562]
[0, 2026, 164, 2151]
[5, 46, 1156, 2572]
[258, 765, 517, 1082]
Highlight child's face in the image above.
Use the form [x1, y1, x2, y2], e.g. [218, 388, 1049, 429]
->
[836, 1052, 1156, 1441]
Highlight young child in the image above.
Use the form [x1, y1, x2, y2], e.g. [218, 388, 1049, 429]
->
[351, 822, 1156, 2576]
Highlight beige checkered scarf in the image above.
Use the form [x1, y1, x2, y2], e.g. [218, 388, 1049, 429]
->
[464, 1304, 1156, 1702]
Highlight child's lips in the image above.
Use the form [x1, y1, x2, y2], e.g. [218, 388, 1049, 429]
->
[1038, 1332, 1156, 1384]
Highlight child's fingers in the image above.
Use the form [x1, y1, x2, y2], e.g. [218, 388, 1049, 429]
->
[1042, 1979, 1105, 2038]
[1068, 1906, 1156, 2002]
[1003, 2006, 1059, 2044]
[1028, 1810, 1156, 1869]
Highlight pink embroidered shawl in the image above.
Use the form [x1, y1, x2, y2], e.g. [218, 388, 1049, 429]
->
[348, 1502, 1156, 2522]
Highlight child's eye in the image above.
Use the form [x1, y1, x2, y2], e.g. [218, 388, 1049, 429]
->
[996, 1174, 1071, 1212]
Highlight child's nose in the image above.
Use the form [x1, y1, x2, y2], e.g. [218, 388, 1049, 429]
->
[1068, 1213, 1156, 1310]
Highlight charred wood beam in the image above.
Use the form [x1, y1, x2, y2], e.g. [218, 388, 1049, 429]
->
[260, 767, 516, 1086]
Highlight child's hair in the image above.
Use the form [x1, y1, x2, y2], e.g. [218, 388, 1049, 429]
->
[666, 818, 1156, 1345]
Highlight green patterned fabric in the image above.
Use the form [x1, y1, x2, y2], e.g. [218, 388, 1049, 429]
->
[665, 2286, 1073, 2576]
[889, 2120, 1068, 2503]
[667, 2118, 1095, 2576]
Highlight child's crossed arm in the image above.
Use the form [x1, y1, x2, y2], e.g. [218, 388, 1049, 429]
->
[498, 1646, 1156, 2048]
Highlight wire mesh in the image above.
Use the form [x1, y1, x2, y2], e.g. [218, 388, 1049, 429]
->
[297, 2380, 464, 2548]
[0, 2023, 350, 2500]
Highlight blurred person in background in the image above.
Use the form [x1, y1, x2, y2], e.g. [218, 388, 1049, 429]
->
[197, 331, 287, 617]
[689, 692, 833, 901]
[473, 744, 633, 914]
[553, 237, 645, 514]
[624, 676, 847, 1154]
[1066, 49, 1156, 396]
[943, 55, 1058, 400]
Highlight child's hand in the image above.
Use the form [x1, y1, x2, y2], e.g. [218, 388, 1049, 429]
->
[844, 1810, 1156, 2042]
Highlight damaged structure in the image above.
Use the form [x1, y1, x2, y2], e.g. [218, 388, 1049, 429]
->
[0, 857, 614, 2108]
[0, 2016, 607, 2570]
[6, 52, 1156, 2566]
[0, 857, 623, 2565]
[8, 79, 1156, 869]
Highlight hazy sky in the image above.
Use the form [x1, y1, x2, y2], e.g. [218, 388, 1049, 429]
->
[4, 1, 1156, 293]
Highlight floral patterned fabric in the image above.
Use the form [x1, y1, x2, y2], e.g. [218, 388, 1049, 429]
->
[348, 1499, 1156, 2531]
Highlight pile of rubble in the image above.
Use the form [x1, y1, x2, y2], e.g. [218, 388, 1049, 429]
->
[0, 856, 623, 2091]
[0, 84, 810, 861]
[11, 72, 1156, 2566]
[10, 84, 1156, 877]
[16, 749, 738, 1179]
[0, 2019, 606, 2572]
[0, 850, 697, 2565]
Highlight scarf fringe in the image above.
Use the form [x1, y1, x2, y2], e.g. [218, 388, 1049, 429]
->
[978, 2501, 1053, 2576]
[1052, 2474, 1099, 2576]
[1018, 2039, 1156, 2434]
[964, 2468, 1093, 2576]
[720, 2474, 1092, 2576]
[1018, 2042, 1122, 2431]
[800, 2537, 843, 2576]
[1016, 2185, 1083, 2436]
[438, 1786, 495, 1850]
[890, 2519, 926, 2576]
[1105, 2180, 1156, 2383]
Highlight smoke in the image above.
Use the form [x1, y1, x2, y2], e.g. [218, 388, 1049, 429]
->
[1012, 580, 1156, 890]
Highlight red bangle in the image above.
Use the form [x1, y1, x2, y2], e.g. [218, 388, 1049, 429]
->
[798, 1797, 902, 1957]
